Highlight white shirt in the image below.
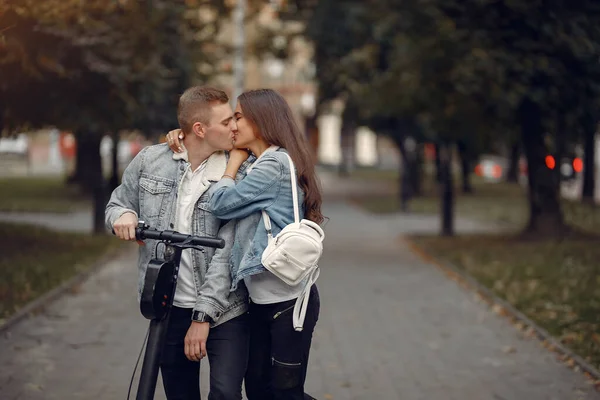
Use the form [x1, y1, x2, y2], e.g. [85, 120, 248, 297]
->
[173, 159, 208, 308]
[244, 272, 305, 304]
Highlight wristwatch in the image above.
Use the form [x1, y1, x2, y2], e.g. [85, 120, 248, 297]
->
[192, 311, 213, 324]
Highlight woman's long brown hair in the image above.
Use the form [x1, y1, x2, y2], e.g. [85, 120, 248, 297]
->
[238, 89, 324, 224]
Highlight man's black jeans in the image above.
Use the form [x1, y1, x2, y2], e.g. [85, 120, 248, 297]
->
[245, 286, 320, 400]
[160, 307, 249, 400]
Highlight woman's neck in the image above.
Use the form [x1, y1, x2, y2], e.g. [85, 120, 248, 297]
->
[247, 140, 272, 158]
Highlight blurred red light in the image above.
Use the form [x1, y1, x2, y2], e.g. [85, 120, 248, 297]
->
[573, 158, 583, 173]
[492, 165, 502, 178]
[545, 155, 556, 169]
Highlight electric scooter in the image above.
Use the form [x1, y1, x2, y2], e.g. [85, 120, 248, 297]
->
[126, 221, 225, 400]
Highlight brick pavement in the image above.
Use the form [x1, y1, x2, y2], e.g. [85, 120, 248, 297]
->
[1, 194, 598, 399]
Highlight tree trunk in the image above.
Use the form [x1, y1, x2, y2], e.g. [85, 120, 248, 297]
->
[93, 183, 107, 235]
[77, 130, 106, 234]
[395, 138, 411, 212]
[439, 143, 455, 236]
[409, 144, 423, 197]
[434, 143, 442, 183]
[506, 142, 520, 183]
[457, 140, 474, 194]
[519, 99, 565, 236]
[109, 131, 120, 192]
[581, 114, 596, 203]
[75, 132, 104, 192]
[338, 103, 357, 177]
[0, 101, 4, 135]
[66, 131, 85, 185]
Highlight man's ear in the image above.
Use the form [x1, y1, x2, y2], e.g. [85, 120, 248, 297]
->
[192, 122, 206, 138]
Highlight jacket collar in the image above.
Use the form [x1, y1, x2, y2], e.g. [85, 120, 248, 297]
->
[172, 145, 227, 182]
[246, 145, 280, 174]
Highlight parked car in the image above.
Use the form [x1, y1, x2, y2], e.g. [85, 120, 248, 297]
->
[473, 154, 512, 182]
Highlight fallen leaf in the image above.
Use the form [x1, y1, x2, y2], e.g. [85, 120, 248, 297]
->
[25, 383, 43, 391]
[492, 304, 505, 316]
[514, 322, 525, 331]
[565, 358, 576, 368]
[502, 345, 516, 354]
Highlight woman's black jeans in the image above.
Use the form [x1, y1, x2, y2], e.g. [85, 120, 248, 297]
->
[245, 285, 320, 400]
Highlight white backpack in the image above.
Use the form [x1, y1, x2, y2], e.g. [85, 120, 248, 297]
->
[251, 150, 324, 331]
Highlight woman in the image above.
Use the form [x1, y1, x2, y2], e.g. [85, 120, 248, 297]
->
[166, 88, 323, 400]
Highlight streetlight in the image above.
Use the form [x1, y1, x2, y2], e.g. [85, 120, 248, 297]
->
[232, 0, 246, 104]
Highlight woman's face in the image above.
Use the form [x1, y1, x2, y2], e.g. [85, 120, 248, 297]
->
[233, 103, 258, 149]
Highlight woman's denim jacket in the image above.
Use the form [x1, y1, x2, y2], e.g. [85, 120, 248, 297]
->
[209, 148, 305, 291]
[104, 144, 248, 326]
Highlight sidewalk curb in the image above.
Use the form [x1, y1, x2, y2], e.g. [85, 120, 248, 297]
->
[0, 245, 130, 335]
[401, 236, 600, 388]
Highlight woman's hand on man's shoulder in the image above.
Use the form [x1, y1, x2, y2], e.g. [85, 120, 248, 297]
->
[228, 149, 251, 166]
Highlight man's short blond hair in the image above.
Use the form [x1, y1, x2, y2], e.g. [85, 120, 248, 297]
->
[177, 86, 229, 133]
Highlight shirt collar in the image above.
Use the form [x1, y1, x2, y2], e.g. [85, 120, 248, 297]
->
[172, 143, 227, 181]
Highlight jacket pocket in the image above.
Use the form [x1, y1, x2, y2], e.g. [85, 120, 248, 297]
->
[140, 175, 174, 220]
[271, 357, 302, 390]
[196, 201, 220, 236]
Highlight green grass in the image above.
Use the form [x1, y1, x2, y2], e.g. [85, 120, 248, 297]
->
[411, 234, 600, 370]
[0, 177, 91, 213]
[0, 222, 124, 322]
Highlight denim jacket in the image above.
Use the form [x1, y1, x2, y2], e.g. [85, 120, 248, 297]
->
[105, 143, 249, 327]
[208, 147, 305, 290]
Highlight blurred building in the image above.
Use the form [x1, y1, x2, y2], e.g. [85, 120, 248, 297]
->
[205, 1, 384, 169]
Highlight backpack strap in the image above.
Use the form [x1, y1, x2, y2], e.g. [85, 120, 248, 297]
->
[261, 151, 300, 242]
[292, 267, 320, 331]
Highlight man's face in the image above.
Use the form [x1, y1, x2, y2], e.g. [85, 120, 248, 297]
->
[202, 102, 236, 151]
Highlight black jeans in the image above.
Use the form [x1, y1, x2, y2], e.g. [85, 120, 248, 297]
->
[160, 307, 249, 400]
[245, 286, 320, 400]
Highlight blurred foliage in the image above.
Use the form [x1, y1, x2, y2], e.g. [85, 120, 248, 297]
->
[0, 0, 236, 233]
[304, 0, 600, 143]
[0, 0, 230, 135]
[293, 0, 600, 234]
[306, 0, 600, 139]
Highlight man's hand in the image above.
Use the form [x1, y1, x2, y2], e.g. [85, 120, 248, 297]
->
[184, 321, 210, 362]
[166, 129, 184, 153]
[113, 212, 138, 241]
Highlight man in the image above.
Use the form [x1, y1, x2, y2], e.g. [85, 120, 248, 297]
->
[105, 86, 249, 400]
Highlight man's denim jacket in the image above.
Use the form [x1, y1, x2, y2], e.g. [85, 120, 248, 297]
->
[105, 143, 249, 327]
[208, 148, 305, 291]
